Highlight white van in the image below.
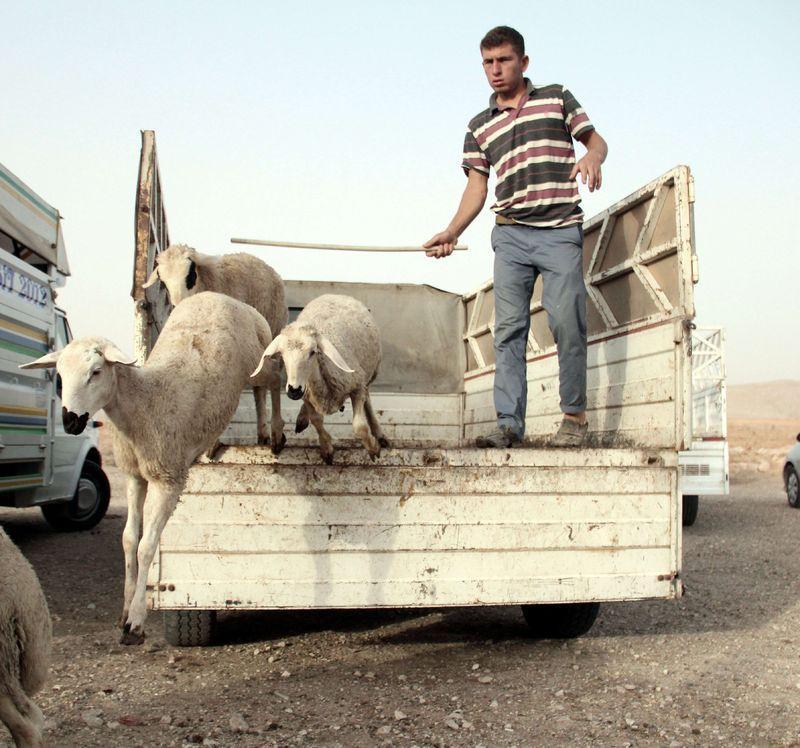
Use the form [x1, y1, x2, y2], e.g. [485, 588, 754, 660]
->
[0, 162, 109, 530]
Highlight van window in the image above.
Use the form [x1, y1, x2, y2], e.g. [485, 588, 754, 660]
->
[55, 316, 70, 348]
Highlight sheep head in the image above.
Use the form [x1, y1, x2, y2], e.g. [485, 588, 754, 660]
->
[143, 244, 202, 305]
[252, 325, 354, 400]
[20, 338, 137, 434]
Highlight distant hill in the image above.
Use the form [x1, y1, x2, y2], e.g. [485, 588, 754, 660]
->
[727, 380, 800, 421]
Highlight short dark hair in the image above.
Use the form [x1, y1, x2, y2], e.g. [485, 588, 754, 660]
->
[480, 26, 525, 58]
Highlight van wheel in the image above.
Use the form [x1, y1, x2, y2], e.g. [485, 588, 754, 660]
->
[785, 466, 800, 508]
[682, 494, 699, 526]
[164, 610, 217, 647]
[521, 602, 600, 639]
[41, 461, 110, 532]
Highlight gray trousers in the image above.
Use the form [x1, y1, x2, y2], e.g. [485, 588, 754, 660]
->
[492, 223, 587, 438]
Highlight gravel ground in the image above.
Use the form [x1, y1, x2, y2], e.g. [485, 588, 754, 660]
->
[1, 465, 799, 747]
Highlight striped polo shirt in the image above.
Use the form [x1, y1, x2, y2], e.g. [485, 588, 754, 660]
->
[462, 79, 594, 228]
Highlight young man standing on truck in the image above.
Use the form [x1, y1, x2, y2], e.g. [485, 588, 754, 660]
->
[425, 26, 608, 448]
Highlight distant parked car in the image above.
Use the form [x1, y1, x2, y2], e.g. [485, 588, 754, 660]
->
[784, 435, 800, 508]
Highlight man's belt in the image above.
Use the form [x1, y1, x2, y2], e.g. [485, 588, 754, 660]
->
[495, 214, 518, 226]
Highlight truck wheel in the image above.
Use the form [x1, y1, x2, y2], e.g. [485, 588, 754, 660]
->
[521, 602, 600, 639]
[682, 494, 699, 526]
[164, 610, 217, 647]
[786, 465, 800, 508]
[41, 460, 110, 532]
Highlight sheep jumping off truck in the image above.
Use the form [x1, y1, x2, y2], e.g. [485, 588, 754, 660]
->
[20, 291, 279, 644]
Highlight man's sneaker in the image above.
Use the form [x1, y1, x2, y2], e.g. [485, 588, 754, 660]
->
[551, 418, 588, 447]
[475, 426, 522, 448]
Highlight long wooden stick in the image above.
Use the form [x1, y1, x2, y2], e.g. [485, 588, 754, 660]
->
[231, 237, 468, 252]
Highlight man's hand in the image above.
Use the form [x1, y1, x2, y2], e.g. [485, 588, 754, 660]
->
[570, 151, 603, 192]
[424, 229, 458, 259]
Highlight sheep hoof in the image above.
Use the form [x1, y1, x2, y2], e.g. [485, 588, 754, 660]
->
[322, 452, 334, 465]
[339, 405, 345, 413]
[271, 433, 287, 455]
[120, 623, 145, 646]
[257, 434, 270, 446]
[294, 413, 310, 433]
[205, 441, 223, 460]
[378, 437, 390, 449]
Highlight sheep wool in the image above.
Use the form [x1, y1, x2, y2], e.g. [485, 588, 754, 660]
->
[0, 528, 51, 748]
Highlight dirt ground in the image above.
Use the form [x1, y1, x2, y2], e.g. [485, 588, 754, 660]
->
[2, 439, 800, 747]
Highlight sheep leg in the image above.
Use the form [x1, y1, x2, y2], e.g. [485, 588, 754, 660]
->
[254, 385, 269, 445]
[268, 378, 286, 454]
[295, 401, 310, 433]
[121, 481, 180, 645]
[306, 404, 334, 464]
[351, 390, 381, 460]
[119, 474, 147, 629]
[364, 391, 389, 448]
[0, 692, 42, 748]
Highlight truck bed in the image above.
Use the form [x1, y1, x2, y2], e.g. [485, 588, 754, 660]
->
[148, 445, 681, 611]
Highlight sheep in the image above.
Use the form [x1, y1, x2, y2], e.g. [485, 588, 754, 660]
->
[143, 243, 288, 452]
[0, 528, 51, 748]
[20, 291, 279, 645]
[252, 294, 388, 463]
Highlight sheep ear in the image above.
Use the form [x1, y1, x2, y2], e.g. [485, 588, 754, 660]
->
[319, 336, 354, 373]
[251, 335, 284, 377]
[102, 344, 137, 366]
[19, 350, 61, 369]
[142, 267, 159, 289]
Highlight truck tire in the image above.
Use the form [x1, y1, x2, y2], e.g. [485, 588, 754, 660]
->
[41, 460, 110, 532]
[521, 602, 600, 639]
[164, 610, 217, 647]
[682, 494, 699, 526]
[785, 465, 800, 508]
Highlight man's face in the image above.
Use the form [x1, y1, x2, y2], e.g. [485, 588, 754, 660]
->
[481, 43, 529, 96]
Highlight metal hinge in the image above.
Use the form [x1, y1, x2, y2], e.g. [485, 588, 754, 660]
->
[691, 255, 700, 284]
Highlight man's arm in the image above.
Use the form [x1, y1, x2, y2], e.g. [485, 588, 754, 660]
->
[424, 169, 489, 258]
[570, 130, 608, 192]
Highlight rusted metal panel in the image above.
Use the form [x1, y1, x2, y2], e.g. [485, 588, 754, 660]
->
[284, 280, 465, 394]
[132, 130, 171, 363]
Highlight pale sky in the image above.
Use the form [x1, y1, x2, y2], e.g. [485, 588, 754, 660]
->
[3, 0, 798, 384]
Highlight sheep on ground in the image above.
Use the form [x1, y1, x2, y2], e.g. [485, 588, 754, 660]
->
[143, 244, 288, 452]
[0, 529, 51, 748]
[253, 294, 388, 463]
[20, 292, 278, 645]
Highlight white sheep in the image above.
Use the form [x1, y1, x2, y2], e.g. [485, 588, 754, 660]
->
[0, 528, 51, 748]
[21, 292, 278, 645]
[253, 294, 388, 463]
[143, 243, 288, 452]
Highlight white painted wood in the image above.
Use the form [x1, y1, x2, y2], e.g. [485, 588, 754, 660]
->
[464, 322, 682, 449]
[155, 575, 676, 610]
[221, 392, 462, 446]
[150, 445, 681, 612]
[162, 520, 671, 553]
